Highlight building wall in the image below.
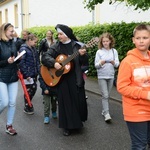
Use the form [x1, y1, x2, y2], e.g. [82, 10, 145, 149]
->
[0, 0, 92, 34]
[0, 0, 149, 35]
[0, 0, 22, 34]
[28, 0, 92, 27]
[95, 1, 150, 24]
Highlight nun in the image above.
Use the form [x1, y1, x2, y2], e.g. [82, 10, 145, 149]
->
[42, 24, 88, 136]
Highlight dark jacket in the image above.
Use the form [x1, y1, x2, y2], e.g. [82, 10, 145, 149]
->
[38, 38, 55, 56]
[38, 38, 48, 55]
[38, 73, 57, 96]
[0, 40, 19, 83]
[41, 40, 89, 87]
[15, 38, 26, 51]
[19, 44, 40, 79]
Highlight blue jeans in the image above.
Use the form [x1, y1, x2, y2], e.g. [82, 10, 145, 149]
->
[0, 81, 18, 125]
[126, 121, 150, 150]
[98, 78, 114, 115]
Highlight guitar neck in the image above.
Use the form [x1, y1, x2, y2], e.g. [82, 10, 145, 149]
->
[60, 37, 99, 67]
[61, 50, 79, 67]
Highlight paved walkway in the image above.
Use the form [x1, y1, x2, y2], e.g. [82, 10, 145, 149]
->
[85, 77, 122, 103]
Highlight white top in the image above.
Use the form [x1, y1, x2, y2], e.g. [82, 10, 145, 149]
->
[94, 48, 120, 79]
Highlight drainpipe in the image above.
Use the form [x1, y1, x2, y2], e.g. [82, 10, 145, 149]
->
[92, 9, 95, 24]
[20, 0, 24, 30]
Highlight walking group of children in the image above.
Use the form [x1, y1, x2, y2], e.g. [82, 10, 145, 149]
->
[19, 29, 58, 123]
[0, 22, 150, 149]
[0, 23, 58, 136]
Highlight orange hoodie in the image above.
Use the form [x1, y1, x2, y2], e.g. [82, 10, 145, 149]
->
[117, 48, 150, 122]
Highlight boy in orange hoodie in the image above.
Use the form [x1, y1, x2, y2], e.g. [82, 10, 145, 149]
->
[117, 24, 150, 150]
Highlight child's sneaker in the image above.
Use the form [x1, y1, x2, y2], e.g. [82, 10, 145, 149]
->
[104, 113, 112, 122]
[44, 117, 50, 124]
[52, 112, 57, 119]
[24, 106, 34, 115]
[6, 125, 17, 135]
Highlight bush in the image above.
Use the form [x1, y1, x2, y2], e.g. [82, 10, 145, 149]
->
[28, 22, 149, 78]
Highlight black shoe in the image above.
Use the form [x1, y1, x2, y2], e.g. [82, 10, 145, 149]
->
[24, 106, 34, 115]
[63, 129, 71, 136]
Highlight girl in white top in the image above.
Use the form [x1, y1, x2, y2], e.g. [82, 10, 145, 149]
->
[94, 32, 119, 122]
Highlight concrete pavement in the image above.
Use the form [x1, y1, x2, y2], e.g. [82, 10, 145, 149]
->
[84, 77, 122, 103]
[0, 83, 130, 150]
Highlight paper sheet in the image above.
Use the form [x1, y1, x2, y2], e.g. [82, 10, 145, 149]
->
[14, 50, 26, 61]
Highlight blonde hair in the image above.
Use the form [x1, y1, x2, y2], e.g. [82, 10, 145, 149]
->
[98, 32, 115, 49]
[21, 29, 30, 35]
[0, 23, 14, 41]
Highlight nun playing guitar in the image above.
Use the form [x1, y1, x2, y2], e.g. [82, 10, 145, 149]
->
[41, 24, 88, 136]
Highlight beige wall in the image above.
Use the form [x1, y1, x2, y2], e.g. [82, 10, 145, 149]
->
[0, 0, 92, 35]
[21, 0, 29, 29]
[1, 0, 149, 35]
[0, 0, 22, 34]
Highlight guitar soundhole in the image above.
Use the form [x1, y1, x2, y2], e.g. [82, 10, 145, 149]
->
[55, 69, 64, 77]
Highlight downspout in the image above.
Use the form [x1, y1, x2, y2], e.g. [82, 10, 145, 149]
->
[92, 9, 95, 24]
[21, 0, 23, 30]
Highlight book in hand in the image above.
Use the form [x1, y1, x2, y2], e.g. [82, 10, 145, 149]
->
[14, 50, 26, 62]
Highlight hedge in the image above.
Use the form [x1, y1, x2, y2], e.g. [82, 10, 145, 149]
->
[28, 22, 149, 77]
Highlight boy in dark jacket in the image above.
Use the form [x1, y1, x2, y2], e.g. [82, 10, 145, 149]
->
[38, 73, 57, 124]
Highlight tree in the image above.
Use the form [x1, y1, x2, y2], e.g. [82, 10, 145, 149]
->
[83, 0, 150, 11]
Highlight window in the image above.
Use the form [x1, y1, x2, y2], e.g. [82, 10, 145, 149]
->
[5, 8, 8, 23]
[14, 4, 18, 27]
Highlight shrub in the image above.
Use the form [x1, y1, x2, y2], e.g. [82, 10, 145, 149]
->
[28, 22, 149, 77]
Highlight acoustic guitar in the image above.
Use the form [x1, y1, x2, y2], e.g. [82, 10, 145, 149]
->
[41, 37, 99, 87]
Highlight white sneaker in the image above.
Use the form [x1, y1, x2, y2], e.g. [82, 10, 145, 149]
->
[101, 112, 104, 116]
[104, 113, 112, 122]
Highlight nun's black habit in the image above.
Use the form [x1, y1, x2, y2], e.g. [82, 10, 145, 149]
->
[42, 24, 88, 134]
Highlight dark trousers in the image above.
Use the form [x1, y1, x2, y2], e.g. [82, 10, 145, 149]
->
[43, 94, 57, 117]
[126, 121, 150, 150]
[24, 79, 37, 107]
